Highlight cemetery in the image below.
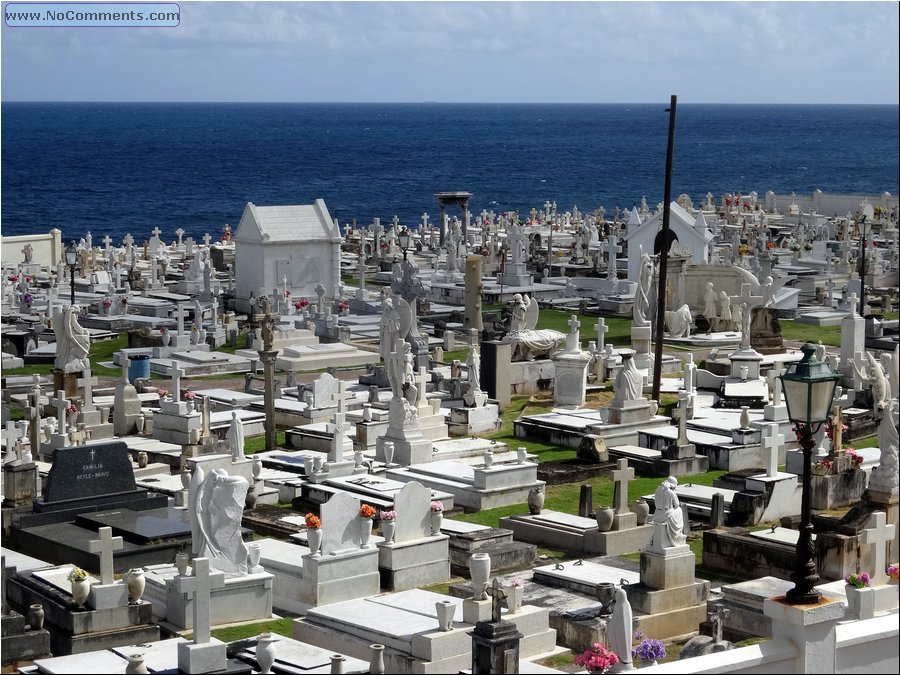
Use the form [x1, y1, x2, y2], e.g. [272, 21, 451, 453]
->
[1, 189, 898, 674]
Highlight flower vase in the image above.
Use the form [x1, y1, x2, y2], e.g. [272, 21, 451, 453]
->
[137, 451, 148, 468]
[125, 653, 150, 674]
[360, 518, 374, 548]
[381, 520, 396, 543]
[505, 585, 524, 613]
[180, 469, 191, 489]
[248, 542, 262, 569]
[469, 552, 491, 600]
[135, 415, 145, 435]
[595, 507, 614, 532]
[307, 528, 322, 556]
[27, 603, 44, 630]
[161, 332, 171, 347]
[431, 510, 443, 535]
[483, 450, 494, 468]
[256, 632, 276, 675]
[70, 578, 90, 608]
[633, 498, 650, 526]
[330, 654, 345, 674]
[126, 569, 145, 604]
[369, 644, 386, 675]
[252, 456, 262, 480]
[245, 483, 258, 510]
[383, 441, 394, 467]
[175, 552, 190, 576]
[517, 447, 528, 464]
[527, 488, 545, 515]
[185, 399, 194, 414]
[435, 600, 455, 631]
[198, 328, 207, 343]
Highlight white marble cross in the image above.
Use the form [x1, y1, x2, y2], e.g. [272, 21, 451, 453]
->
[88, 526, 124, 585]
[762, 423, 784, 478]
[102, 235, 112, 250]
[171, 367, 186, 403]
[150, 226, 162, 240]
[594, 318, 608, 353]
[172, 303, 189, 335]
[149, 257, 159, 287]
[416, 366, 429, 408]
[174, 557, 225, 645]
[421, 213, 429, 229]
[848, 293, 859, 318]
[50, 390, 71, 433]
[211, 296, 219, 327]
[175, 228, 185, 245]
[611, 458, 634, 514]
[120, 353, 131, 384]
[333, 381, 354, 416]
[123, 233, 134, 251]
[77, 368, 98, 412]
[601, 234, 622, 272]
[202, 232, 212, 247]
[329, 412, 346, 462]
[766, 362, 786, 406]
[861, 511, 896, 586]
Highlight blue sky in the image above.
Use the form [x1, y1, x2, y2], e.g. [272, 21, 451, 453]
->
[2, 1, 898, 103]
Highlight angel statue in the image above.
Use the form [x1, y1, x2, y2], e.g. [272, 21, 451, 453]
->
[53, 305, 91, 373]
[505, 293, 565, 361]
[633, 250, 653, 327]
[190, 467, 250, 575]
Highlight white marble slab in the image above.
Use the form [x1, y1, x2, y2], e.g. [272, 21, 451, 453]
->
[367, 588, 463, 622]
[33, 651, 127, 674]
[533, 560, 640, 586]
[532, 510, 598, 530]
[749, 526, 816, 545]
[111, 638, 188, 671]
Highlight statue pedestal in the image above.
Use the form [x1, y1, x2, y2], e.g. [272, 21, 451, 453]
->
[631, 326, 652, 371]
[52, 369, 80, 398]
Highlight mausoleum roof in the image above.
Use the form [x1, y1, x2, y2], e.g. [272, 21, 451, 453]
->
[235, 199, 341, 243]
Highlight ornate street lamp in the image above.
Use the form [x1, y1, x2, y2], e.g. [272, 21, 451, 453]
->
[779, 343, 841, 604]
[397, 227, 412, 260]
[64, 240, 78, 307]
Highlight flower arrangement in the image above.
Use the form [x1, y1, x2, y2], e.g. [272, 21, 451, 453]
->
[812, 458, 833, 475]
[305, 513, 321, 529]
[767, 241, 776, 250]
[23, 293, 34, 305]
[845, 571, 871, 588]
[844, 448, 863, 466]
[67, 567, 88, 583]
[297, 299, 310, 309]
[102, 299, 113, 308]
[825, 419, 848, 440]
[508, 578, 524, 587]
[119, 295, 128, 305]
[380, 242, 389, 250]
[359, 504, 376, 519]
[803, 243, 813, 251]
[738, 244, 750, 256]
[8, 274, 19, 282]
[184, 391, 196, 401]
[632, 637, 667, 663]
[160, 327, 169, 334]
[157, 388, 169, 399]
[67, 403, 78, 415]
[282, 289, 291, 298]
[191, 324, 199, 332]
[430, 501, 444, 513]
[338, 300, 349, 312]
[379, 510, 396, 521]
[574, 643, 619, 673]
[789, 243, 801, 252]
[888, 563, 899, 582]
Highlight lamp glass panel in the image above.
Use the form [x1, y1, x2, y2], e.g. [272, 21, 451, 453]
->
[782, 379, 811, 424]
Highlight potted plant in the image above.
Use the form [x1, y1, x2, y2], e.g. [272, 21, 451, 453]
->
[305, 513, 322, 556]
[632, 637, 667, 667]
[67, 566, 91, 608]
[574, 642, 619, 674]
[379, 510, 396, 543]
[887, 563, 899, 584]
[430, 501, 444, 535]
[845, 571, 872, 617]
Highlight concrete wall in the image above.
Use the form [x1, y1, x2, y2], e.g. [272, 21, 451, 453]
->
[1, 229, 62, 267]
[683, 264, 761, 313]
[764, 191, 898, 218]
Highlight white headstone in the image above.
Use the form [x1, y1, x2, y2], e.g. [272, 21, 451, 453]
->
[393, 481, 432, 543]
[321, 492, 360, 555]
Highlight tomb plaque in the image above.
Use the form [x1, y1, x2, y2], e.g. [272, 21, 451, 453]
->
[42, 441, 136, 502]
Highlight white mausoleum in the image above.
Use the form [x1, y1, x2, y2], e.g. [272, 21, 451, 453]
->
[234, 199, 342, 312]
[624, 201, 714, 282]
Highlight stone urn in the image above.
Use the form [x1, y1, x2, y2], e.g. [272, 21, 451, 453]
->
[124, 653, 150, 675]
[307, 527, 322, 556]
[248, 542, 262, 569]
[527, 487, 545, 515]
[160, 331, 171, 347]
[505, 584, 524, 614]
[256, 632, 277, 675]
[126, 569, 146, 604]
[136, 451, 148, 469]
[435, 600, 455, 631]
[595, 582, 616, 616]
[330, 654, 345, 674]
[252, 455, 263, 480]
[245, 483, 258, 510]
[483, 450, 494, 468]
[517, 446, 528, 464]
[27, 603, 44, 630]
[175, 552, 190, 576]
[369, 644, 386, 675]
[430, 509, 443, 535]
[381, 519, 396, 543]
[70, 578, 90, 608]
[595, 506, 614, 532]
[469, 553, 491, 600]
[633, 498, 650, 526]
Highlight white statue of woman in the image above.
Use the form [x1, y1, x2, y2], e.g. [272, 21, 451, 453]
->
[703, 282, 718, 331]
[509, 294, 529, 334]
[53, 305, 91, 373]
[731, 302, 743, 336]
[195, 468, 250, 575]
[633, 252, 653, 327]
[607, 586, 634, 669]
[868, 400, 898, 494]
[379, 295, 401, 362]
[466, 345, 482, 398]
[226, 411, 245, 462]
[614, 352, 643, 403]
[650, 476, 686, 550]
[718, 291, 732, 331]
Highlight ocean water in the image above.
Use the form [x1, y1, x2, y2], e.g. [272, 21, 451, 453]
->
[1, 102, 897, 242]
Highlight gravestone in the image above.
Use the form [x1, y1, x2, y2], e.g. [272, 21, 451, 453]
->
[321, 492, 361, 555]
[749, 307, 784, 354]
[393, 481, 432, 543]
[39, 441, 138, 507]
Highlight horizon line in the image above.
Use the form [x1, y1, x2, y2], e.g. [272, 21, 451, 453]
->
[3, 100, 898, 106]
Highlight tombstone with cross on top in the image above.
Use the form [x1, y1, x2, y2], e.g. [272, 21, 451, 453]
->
[175, 557, 227, 673]
[761, 423, 785, 478]
[88, 526, 124, 586]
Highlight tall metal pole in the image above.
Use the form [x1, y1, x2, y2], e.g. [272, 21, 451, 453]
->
[651, 95, 678, 401]
[859, 215, 867, 318]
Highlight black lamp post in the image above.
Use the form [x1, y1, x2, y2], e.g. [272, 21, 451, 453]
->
[397, 227, 412, 261]
[64, 240, 78, 307]
[858, 215, 870, 317]
[779, 343, 841, 604]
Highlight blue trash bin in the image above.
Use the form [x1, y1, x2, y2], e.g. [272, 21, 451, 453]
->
[128, 354, 151, 383]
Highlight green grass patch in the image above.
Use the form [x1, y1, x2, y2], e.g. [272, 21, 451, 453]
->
[850, 435, 878, 449]
[536, 652, 577, 672]
[207, 617, 294, 642]
[421, 578, 464, 596]
[243, 431, 287, 455]
[778, 320, 842, 347]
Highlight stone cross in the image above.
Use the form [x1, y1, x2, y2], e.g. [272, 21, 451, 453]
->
[566, 314, 581, 353]
[151, 226, 162, 240]
[174, 557, 224, 645]
[149, 256, 159, 288]
[594, 318, 609, 353]
[173, 303, 189, 335]
[102, 234, 112, 250]
[673, 393, 690, 446]
[50, 390, 71, 433]
[416, 366, 429, 409]
[77, 368, 98, 411]
[202, 232, 212, 247]
[175, 228, 184, 245]
[848, 293, 859, 318]
[611, 458, 634, 515]
[421, 213, 429, 230]
[123, 233, 134, 254]
[766, 362, 786, 406]
[171, 367, 185, 403]
[601, 234, 622, 274]
[211, 296, 219, 327]
[485, 578, 507, 623]
[831, 405, 843, 453]
[762, 423, 784, 478]
[121, 353, 131, 384]
[683, 353, 696, 395]
[329, 413, 346, 462]
[861, 511, 895, 586]
[333, 380, 354, 416]
[88, 526, 124, 585]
